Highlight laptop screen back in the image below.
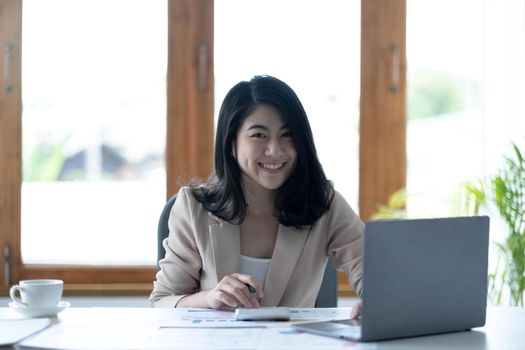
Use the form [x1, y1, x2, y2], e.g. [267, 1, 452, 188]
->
[360, 216, 489, 341]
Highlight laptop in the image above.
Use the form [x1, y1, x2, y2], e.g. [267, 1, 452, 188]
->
[293, 216, 490, 342]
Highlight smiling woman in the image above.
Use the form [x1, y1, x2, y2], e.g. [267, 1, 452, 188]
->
[151, 76, 364, 310]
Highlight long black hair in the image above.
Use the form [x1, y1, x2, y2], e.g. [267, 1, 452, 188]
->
[193, 75, 334, 228]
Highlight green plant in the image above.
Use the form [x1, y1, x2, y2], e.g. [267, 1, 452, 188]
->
[23, 134, 71, 182]
[408, 70, 480, 120]
[371, 188, 407, 220]
[464, 143, 525, 306]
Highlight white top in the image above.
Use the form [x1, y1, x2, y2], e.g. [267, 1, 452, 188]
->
[240, 255, 272, 286]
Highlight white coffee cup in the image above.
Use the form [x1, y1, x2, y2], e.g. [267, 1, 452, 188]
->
[9, 279, 64, 308]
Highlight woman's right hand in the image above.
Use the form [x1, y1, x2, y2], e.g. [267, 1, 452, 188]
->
[205, 273, 264, 309]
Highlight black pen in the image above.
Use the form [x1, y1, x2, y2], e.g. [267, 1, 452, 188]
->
[244, 283, 261, 303]
[245, 283, 257, 294]
[245, 283, 262, 305]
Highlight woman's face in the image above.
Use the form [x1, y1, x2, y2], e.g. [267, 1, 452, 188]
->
[234, 104, 297, 193]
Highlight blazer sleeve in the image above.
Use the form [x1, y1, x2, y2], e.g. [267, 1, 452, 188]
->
[325, 191, 364, 297]
[149, 188, 203, 307]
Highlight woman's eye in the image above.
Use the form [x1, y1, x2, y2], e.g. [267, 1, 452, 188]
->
[251, 133, 266, 138]
[282, 131, 293, 138]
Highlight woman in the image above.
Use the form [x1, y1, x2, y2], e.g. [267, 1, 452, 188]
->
[150, 75, 363, 316]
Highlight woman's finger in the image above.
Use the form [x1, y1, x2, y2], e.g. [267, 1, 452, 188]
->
[221, 279, 259, 307]
[231, 273, 264, 300]
[351, 300, 362, 319]
[215, 275, 258, 307]
[214, 290, 238, 308]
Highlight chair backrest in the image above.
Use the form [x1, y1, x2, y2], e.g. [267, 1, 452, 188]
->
[157, 194, 338, 307]
[157, 194, 178, 271]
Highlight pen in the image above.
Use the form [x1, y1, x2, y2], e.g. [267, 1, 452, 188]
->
[244, 283, 262, 306]
[245, 283, 256, 294]
[245, 283, 262, 303]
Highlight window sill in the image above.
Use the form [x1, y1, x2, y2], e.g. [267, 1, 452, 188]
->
[0, 283, 153, 297]
[1, 283, 355, 298]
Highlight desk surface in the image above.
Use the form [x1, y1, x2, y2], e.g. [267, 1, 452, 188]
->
[0, 306, 523, 349]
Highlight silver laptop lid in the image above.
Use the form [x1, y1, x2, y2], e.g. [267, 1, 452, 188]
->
[360, 216, 489, 341]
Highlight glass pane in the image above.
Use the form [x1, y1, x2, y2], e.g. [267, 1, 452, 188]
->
[21, 0, 167, 265]
[215, 0, 361, 211]
[406, 0, 525, 217]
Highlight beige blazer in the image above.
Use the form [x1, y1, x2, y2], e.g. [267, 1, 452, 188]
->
[150, 187, 363, 308]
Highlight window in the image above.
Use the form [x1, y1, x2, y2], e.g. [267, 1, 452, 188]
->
[406, 0, 525, 217]
[21, 0, 167, 266]
[215, 0, 361, 210]
[1, 0, 214, 290]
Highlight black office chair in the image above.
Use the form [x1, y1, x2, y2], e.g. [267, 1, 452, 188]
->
[157, 194, 338, 307]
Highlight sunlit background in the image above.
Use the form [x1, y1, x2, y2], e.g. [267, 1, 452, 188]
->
[21, 0, 167, 265]
[20, 0, 525, 275]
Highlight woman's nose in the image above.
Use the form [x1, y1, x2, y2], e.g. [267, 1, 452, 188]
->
[265, 138, 284, 156]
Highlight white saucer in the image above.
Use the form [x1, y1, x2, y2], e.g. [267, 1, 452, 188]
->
[8, 301, 70, 318]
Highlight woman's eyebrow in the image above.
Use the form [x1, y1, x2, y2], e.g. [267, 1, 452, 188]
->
[247, 124, 268, 131]
[246, 124, 290, 131]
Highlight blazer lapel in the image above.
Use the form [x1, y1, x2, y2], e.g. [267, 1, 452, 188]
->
[262, 225, 310, 306]
[208, 214, 241, 284]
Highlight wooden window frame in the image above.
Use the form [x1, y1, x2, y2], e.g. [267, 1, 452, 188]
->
[359, 0, 406, 222]
[339, 0, 407, 296]
[1, 0, 405, 297]
[0, 0, 214, 295]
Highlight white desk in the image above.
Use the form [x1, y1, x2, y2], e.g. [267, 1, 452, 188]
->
[0, 306, 523, 349]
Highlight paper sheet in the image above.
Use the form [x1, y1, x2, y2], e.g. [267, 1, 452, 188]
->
[0, 318, 52, 346]
[257, 327, 378, 350]
[140, 326, 378, 350]
[20, 324, 158, 350]
[141, 327, 265, 349]
[159, 307, 352, 328]
[159, 308, 266, 328]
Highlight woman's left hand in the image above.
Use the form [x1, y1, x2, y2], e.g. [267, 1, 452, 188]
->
[351, 300, 362, 319]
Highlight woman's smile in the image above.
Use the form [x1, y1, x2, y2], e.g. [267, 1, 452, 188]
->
[259, 162, 286, 171]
